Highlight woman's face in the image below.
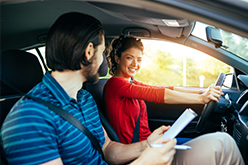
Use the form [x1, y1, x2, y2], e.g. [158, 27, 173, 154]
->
[115, 47, 142, 80]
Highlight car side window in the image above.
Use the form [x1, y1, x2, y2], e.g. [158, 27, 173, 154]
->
[134, 40, 232, 88]
[26, 46, 48, 74]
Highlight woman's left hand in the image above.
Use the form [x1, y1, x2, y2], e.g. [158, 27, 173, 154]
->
[201, 85, 224, 104]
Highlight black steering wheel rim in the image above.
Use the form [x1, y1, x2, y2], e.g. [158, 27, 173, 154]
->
[195, 73, 226, 133]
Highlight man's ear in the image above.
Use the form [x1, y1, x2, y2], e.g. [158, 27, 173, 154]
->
[85, 42, 94, 61]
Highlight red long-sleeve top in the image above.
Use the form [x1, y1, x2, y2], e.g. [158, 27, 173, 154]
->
[103, 77, 173, 144]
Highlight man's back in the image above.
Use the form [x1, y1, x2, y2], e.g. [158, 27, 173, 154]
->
[1, 72, 106, 165]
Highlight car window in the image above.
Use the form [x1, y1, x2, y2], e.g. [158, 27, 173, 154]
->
[26, 47, 47, 74]
[26, 42, 232, 88]
[27, 46, 111, 79]
[134, 39, 232, 88]
[192, 21, 248, 62]
[38, 46, 46, 61]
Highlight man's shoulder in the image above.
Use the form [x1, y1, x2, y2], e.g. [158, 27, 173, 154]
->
[8, 80, 59, 120]
[9, 97, 55, 120]
[1, 96, 57, 137]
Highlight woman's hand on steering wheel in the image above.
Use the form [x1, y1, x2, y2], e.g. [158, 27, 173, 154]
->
[196, 73, 226, 133]
[201, 85, 224, 104]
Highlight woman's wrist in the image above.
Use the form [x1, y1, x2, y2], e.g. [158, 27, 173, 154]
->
[199, 89, 204, 94]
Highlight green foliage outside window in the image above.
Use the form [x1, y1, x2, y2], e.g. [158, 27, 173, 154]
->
[221, 30, 248, 61]
[134, 40, 231, 87]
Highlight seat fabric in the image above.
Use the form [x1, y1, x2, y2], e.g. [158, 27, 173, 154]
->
[0, 49, 43, 96]
[0, 49, 44, 165]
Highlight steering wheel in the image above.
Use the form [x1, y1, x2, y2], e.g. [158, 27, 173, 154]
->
[195, 73, 226, 133]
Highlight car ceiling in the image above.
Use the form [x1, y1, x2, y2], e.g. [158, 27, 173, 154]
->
[1, 0, 248, 50]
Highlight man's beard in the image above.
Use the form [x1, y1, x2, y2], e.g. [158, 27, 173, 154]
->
[85, 70, 99, 84]
[83, 54, 100, 84]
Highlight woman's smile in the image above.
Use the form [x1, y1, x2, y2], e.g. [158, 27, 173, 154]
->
[115, 47, 143, 80]
[128, 67, 137, 73]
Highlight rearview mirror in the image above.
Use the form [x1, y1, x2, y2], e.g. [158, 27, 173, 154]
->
[206, 26, 223, 48]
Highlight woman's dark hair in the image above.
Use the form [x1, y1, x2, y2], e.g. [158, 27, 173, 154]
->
[46, 12, 104, 71]
[107, 35, 144, 76]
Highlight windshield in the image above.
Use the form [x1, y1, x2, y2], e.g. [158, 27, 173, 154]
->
[192, 22, 248, 61]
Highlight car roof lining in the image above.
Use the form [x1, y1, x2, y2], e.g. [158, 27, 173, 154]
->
[1, 0, 248, 50]
[1, 0, 195, 50]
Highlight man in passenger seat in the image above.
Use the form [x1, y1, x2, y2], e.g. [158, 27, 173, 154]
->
[0, 12, 244, 165]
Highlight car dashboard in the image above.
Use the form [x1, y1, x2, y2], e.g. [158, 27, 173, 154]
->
[233, 88, 248, 161]
[224, 74, 248, 163]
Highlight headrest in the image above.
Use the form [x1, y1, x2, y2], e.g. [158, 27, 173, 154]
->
[98, 53, 108, 77]
[0, 49, 43, 96]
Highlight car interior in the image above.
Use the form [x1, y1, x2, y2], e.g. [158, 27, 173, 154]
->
[1, 0, 248, 164]
[0, 49, 44, 165]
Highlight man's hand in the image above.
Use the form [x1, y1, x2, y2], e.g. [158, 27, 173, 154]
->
[132, 138, 177, 165]
[146, 125, 170, 146]
[102, 126, 172, 165]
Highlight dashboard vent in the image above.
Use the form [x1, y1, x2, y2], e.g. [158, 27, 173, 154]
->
[233, 128, 242, 145]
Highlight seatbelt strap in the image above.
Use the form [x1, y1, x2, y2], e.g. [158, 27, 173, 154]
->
[26, 95, 105, 161]
[131, 100, 141, 143]
[130, 79, 141, 143]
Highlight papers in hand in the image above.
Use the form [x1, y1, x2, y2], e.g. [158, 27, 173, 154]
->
[150, 108, 197, 151]
[162, 108, 197, 140]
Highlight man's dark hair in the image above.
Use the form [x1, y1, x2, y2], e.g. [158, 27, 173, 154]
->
[46, 12, 104, 71]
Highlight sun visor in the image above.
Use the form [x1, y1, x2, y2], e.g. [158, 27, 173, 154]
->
[158, 26, 183, 38]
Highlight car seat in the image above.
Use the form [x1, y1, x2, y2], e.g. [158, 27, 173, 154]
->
[0, 49, 44, 127]
[83, 54, 121, 142]
[0, 49, 44, 165]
